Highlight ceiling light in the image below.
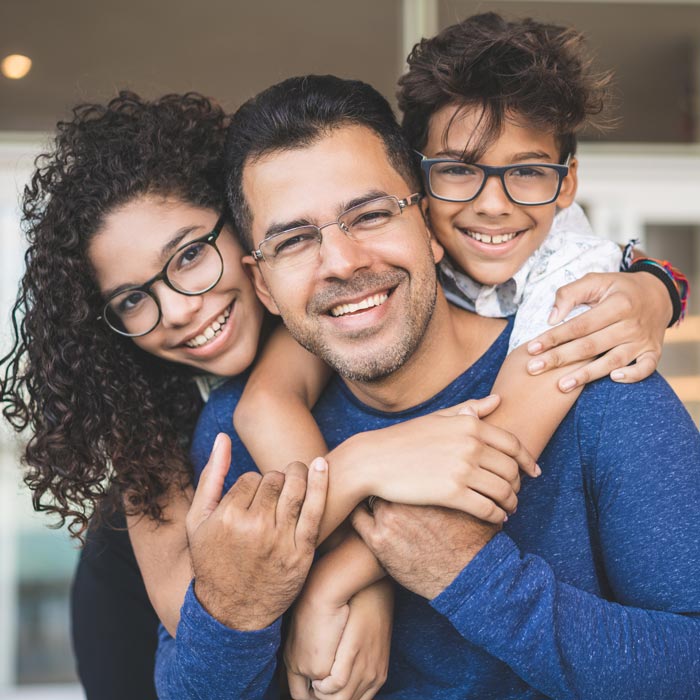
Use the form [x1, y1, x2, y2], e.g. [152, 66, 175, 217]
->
[2, 54, 32, 80]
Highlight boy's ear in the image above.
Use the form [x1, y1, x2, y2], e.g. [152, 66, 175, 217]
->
[420, 199, 445, 264]
[242, 255, 281, 316]
[556, 157, 578, 208]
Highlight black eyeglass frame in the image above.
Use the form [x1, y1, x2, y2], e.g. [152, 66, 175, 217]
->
[250, 193, 423, 267]
[416, 152, 571, 206]
[98, 212, 227, 338]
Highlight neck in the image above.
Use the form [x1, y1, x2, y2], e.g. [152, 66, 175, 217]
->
[342, 289, 506, 412]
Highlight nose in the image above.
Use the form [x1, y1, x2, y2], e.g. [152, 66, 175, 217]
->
[317, 224, 373, 280]
[472, 174, 514, 218]
[155, 282, 204, 329]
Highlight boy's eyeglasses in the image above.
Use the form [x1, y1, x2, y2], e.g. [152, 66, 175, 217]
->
[98, 213, 227, 337]
[417, 153, 571, 206]
[250, 193, 422, 270]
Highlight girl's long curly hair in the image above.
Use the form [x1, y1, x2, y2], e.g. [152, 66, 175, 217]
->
[0, 91, 231, 540]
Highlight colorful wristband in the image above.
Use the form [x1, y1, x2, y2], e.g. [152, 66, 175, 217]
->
[628, 257, 689, 327]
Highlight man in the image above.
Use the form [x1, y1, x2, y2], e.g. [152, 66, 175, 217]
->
[156, 75, 700, 699]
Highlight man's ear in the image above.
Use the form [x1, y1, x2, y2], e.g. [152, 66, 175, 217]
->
[242, 255, 281, 316]
[556, 157, 578, 208]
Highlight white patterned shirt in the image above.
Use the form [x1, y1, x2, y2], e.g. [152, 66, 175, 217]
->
[439, 203, 622, 352]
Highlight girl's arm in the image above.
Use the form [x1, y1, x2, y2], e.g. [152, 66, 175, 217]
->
[234, 324, 331, 470]
[127, 484, 193, 637]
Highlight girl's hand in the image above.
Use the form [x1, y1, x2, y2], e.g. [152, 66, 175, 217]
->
[526, 271, 670, 391]
[285, 589, 350, 691]
[350, 395, 538, 525]
[287, 579, 393, 700]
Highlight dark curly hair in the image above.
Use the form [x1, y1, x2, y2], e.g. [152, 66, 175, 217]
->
[0, 91, 230, 539]
[398, 12, 615, 161]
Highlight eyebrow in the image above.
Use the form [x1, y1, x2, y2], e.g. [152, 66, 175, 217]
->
[434, 149, 554, 162]
[101, 224, 204, 299]
[262, 189, 390, 240]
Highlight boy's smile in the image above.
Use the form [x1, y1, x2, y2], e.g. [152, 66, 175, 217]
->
[423, 104, 578, 286]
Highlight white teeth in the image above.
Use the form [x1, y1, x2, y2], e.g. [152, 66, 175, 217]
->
[330, 293, 389, 318]
[185, 305, 232, 348]
[465, 230, 519, 244]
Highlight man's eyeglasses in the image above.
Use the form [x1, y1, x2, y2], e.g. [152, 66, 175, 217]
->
[417, 153, 571, 206]
[99, 213, 227, 337]
[250, 194, 423, 270]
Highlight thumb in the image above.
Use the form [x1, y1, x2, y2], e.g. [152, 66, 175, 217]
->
[187, 433, 231, 533]
[350, 504, 375, 543]
[457, 393, 501, 418]
[549, 273, 610, 324]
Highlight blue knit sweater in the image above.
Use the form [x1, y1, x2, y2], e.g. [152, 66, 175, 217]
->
[156, 319, 700, 699]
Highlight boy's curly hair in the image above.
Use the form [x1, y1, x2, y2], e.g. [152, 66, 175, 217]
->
[0, 91, 230, 539]
[398, 12, 615, 160]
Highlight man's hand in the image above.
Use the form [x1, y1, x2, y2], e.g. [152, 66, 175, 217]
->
[526, 270, 669, 390]
[186, 433, 328, 630]
[352, 500, 499, 600]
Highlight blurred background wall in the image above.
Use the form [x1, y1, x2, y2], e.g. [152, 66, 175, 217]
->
[1, 1, 699, 697]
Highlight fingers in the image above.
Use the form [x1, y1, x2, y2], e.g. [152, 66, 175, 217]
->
[277, 461, 309, 528]
[547, 272, 614, 325]
[249, 470, 286, 521]
[610, 351, 659, 383]
[450, 488, 509, 525]
[295, 457, 328, 550]
[441, 393, 501, 418]
[350, 505, 375, 544]
[474, 421, 539, 478]
[187, 433, 231, 531]
[288, 670, 314, 700]
[224, 470, 263, 510]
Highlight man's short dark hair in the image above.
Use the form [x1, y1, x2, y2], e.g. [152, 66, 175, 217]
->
[398, 12, 614, 161]
[225, 74, 421, 249]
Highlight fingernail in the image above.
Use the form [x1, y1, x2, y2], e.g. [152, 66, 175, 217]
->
[528, 359, 545, 373]
[503, 514, 508, 522]
[212, 433, 224, 455]
[528, 341, 543, 354]
[548, 306, 559, 324]
[611, 370, 625, 381]
[559, 378, 577, 392]
[312, 457, 327, 472]
[535, 464, 542, 477]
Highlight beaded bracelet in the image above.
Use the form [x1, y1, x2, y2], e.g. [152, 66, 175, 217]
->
[628, 257, 689, 327]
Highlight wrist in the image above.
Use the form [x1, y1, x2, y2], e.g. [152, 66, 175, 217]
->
[327, 432, 374, 503]
[193, 578, 278, 632]
[628, 258, 688, 327]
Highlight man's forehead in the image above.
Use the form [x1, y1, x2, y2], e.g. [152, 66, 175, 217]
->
[242, 125, 409, 235]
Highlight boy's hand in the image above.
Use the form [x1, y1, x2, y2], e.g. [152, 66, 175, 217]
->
[286, 580, 392, 700]
[526, 271, 668, 391]
[186, 434, 328, 631]
[353, 395, 537, 525]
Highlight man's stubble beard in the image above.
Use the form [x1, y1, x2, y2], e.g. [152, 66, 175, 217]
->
[282, 265, 439, 384]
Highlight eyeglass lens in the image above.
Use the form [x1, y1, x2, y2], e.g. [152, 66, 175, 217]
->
[259, 196, 404, 269]
[429, 163, 562, 204]
[104, 239, 223, 336]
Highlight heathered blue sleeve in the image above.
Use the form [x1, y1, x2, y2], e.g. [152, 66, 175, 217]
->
[154, 583, 281, 700]
[431, 375, 700, 699]
[155, 382, 281, 699]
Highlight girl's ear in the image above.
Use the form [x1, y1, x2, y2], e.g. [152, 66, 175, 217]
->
[242, 256, 280, 316]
